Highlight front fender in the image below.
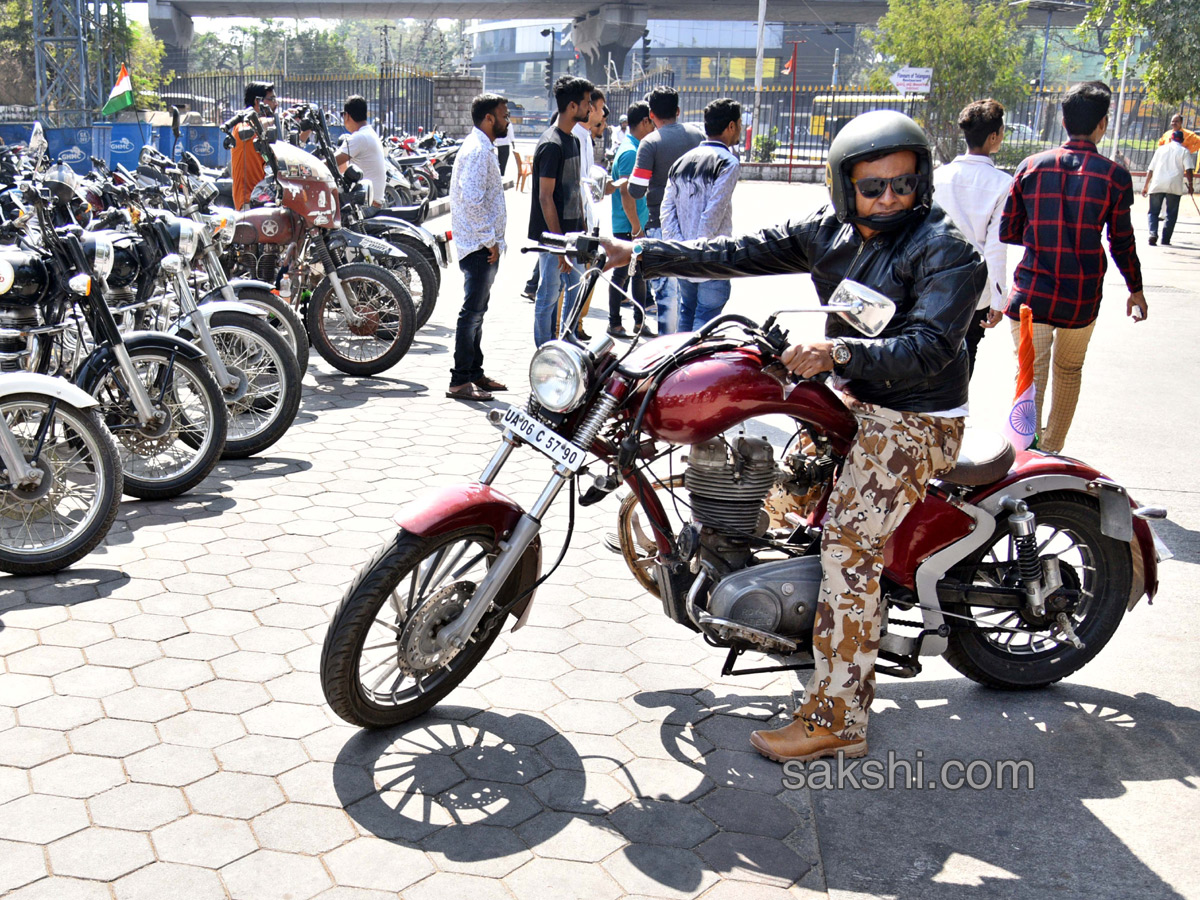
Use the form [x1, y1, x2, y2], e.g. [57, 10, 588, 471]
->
[226, 277, 277, 294]
[74, 332, 206, 394]
[366, 217, 445, 265]
[394, 483, 543, 628]
[170, 301, 267, 339]
[0, 372, 99, 409]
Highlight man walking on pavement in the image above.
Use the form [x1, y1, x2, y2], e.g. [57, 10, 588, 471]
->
[447, 94, 511, 402]
[933, 98, 1013, 375]
[1001, 81, 1147, 454]
[661, 98, 743, 332]
[1142, 129, 1194, 246]
[530, 76, 591, 346]
[608, 101, 654, 338]
[629, 86, 704, 334]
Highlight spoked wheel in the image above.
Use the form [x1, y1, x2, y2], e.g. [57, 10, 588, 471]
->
[942, 493, 1131, 689]
[615, 474, 686, 598]
[321, 526, 538, 728]
[411, 169, 435, 201]
[0, 395, 123, 575]
[230, 286, 310, 373]
[205, 311, 303, 459]
[92, 347, 228, 500]
[380, 246, 438, 330]
[305, 263, 416, 377]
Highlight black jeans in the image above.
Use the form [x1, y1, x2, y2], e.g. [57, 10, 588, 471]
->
[497, 144, 511, 176]
[609, 231, 646, 328]
[965, 306, 991, 378]
[451, 248, 499, 387]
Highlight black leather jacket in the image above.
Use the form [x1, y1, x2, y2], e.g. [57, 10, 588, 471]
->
[639, 203, 986, 414]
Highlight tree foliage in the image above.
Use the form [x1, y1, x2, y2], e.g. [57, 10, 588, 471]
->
[864, 0, 1029, 161]
[1083, 0, 1200, 105]
[189, 20, 366, 75]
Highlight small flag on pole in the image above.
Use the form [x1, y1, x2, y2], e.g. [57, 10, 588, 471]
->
[100, 64, 134, 117]
[782, 45, 797, 76]
[1003, 304, 1038, 450]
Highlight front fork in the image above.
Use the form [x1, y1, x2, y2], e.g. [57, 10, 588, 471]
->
[173, 271, 239, 393]
[1002, 497, 1081, 648]
[313, 235, 365, 327]
[0, 411, 45, 489]
[435, 394, 619, 651]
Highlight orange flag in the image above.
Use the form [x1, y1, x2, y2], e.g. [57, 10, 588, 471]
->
[1003, 304, 1037, 450]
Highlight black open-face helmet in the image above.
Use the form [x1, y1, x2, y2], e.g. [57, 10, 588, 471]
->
[825, 110, 933, 226]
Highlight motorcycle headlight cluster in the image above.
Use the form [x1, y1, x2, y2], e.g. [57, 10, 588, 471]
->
[529, 341, 590, 413]
[90, 237, 115, 279]
[174, 218, 200, 261]
[204, 208, 237, 245]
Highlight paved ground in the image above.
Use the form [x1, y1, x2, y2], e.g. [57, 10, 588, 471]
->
[1, 182, 1198, 900]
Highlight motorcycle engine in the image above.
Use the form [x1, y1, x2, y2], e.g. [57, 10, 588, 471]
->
[685, 436, 777, 535]
[236, 244, 281, 283]
[0, 306, 36, 372]
[706, 555, 822, 639]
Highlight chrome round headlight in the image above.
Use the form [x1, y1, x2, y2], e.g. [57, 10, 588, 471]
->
[529, 341, 589, 413]
[204, 208, 237, 244]
[90, 237, 114, 278]
[174, 218, 200, 261]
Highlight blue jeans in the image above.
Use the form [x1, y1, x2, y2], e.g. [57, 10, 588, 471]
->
[678, 279, 732, 332]
[645, 226, 680, 334]
[534, 250, 581, 347]
[451, 248, 499, 386]
[1148, 193, 1181, 243]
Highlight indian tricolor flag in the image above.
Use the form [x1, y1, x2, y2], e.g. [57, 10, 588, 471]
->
[1003, 304, 1037, 450]
[100, 64, 134, 117]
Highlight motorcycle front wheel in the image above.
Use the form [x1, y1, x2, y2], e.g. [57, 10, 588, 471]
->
[0, 395, 123, 575]
[229, 286, 310, 373]
[942, 492, 1130, 690]
[321, 526, 537, 728]
[91, 348, 227, 500]
[205, 311, 303, 459]
[305, 263, 416, 377]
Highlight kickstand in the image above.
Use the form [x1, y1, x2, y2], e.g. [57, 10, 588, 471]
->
[720, 646, 816, 678]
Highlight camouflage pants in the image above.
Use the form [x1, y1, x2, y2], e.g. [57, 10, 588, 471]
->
[797, 400, 964, 740]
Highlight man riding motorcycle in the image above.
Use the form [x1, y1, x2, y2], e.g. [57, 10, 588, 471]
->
[603, 110, 986, 762]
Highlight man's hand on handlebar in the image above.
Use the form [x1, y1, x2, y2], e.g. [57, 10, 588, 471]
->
[782, 342, 835, 378]
[598, 237, 633, 271]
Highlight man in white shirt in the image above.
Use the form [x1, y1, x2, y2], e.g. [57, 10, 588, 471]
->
[447, 94, 510, 401]
[1141, 129, 1194, 246]
[336, 95, 387, 208]
[933, 98, 1013, 375]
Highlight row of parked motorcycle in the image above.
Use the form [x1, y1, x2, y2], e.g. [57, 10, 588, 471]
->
[0, 103, 456, 576]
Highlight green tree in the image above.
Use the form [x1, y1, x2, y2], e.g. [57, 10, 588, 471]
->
[0, 0, 36, 105]
[864, 0, 1029, 161]
[189, 20, 367, 75]
[1083, 0, 1200, 105]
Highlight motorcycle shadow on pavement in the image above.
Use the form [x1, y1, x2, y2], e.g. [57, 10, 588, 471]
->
[0, 567, 132, 611]
[809, 678, 1200, 900]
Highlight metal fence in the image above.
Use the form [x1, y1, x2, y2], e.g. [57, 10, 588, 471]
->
[599, 83, 1200, 172]
[163, 68, 435, 136]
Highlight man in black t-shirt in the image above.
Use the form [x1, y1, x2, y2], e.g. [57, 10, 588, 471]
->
[530, 75, 593, 346]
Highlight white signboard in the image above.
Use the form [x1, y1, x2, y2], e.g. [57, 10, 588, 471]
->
[889, 66, 933, 94]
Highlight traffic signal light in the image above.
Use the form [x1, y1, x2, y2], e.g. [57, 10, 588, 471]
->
[641, 30, 650, 69]
[544, 58, 553, 92]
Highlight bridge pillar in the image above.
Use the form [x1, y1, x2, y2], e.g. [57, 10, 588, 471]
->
[147, 0, 195, 68]
[570, 3, 649, 87]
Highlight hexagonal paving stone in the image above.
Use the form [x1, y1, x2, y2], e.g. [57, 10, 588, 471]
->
[48, 826, 155, 881]
[85, 638, 163, 669]
[0, 673, 53, 706]
[546, 699, 637, 736]
[433, 779, 543, 828]
[88, 781, 189, 831]
[30, 753, 126, 798]
[186, 680, 271, 715]
[131, 657, 214, 691]
[185, 608, 260, 637]
[0, 727, 68, 772]
[67, 717, 158, 757]
[478, 677, 567, 714]
[322, 837, 436, 893]
[453, 740, 551, 785]
[695, 832, 813, 887]
[112, 862, 228, 900]
[185, 771, 286, 819]
[39, 619, 114, 648]
[6, 644, 86, 676]
[2, 876, 111, 900]
[528, 769, 631, 816]
[615, 757, 714, 804]
[701, 749, 786, 795]
[251, 802, 355, 854]
[210, 650, 291, 682]
[561, 644, 641, 674]
[241, 701, 329, 739]
[157, 710, 246, 748]
[234, 625, 310, 655]
[499, 626, 578, 654]
[553, 670, 638, 702]
[602, 844, 720, 899]
[403, 872, 518, 900]
[113, 614, 188, 642]
[504, 857, 625, 900]
[125, 743, 218, 787]
[215, 734, 309, 777]
[220, 849, 332, 900]
[16, 695, 104, 731]
[421, 824, 533, 877]
[608, 798, 717, 848]
[102, 686, 188, 723]
[0, 837, 48, 894]
[160, 632, 238, 661]
[152, 814, 258, 868]
[52, 665, 134, 699]
[0, 765, 30, 805]
[695, 788, 795, 839]
[516, 811, 627, 863]
[262, 671, 324, 706]
[0, 793, 90, 844]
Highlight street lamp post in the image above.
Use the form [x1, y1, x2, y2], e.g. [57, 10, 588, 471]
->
[541, 27, 556, 114]
[1009, 0, 1090, 138]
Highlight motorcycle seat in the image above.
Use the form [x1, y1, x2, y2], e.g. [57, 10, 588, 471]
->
[376, 203, 429, 225]
[939, 429, 1016, 486]
[391, 154, 429, 165]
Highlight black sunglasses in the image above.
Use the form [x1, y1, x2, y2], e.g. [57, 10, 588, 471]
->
[851, 173, 923, 199]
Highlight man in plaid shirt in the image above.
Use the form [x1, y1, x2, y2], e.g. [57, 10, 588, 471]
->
[1001, 81, 1147, 454]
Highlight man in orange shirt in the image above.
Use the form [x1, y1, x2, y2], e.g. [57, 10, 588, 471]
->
[1157, 113, 1200, 154]
[232, 81, 276, 210]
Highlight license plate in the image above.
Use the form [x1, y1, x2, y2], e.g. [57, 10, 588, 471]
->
[500, 405, 586, 472]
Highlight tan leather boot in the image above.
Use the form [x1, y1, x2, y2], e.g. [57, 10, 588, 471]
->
[749, 716, 867, 763]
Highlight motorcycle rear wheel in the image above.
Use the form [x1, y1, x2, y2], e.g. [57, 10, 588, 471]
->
[229, 286, 310, 373]
[942, 493, 1130, 690]
[305, 263, 416, 377]
[321, 526, 536, 728]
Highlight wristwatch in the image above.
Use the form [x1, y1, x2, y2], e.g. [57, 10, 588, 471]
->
[831, 340, 852, 368]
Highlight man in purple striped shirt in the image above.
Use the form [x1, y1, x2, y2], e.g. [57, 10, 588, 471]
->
[1000, 81, 1147, 453]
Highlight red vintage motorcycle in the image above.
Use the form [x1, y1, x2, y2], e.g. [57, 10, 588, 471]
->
[320, 234, 1170, 729]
